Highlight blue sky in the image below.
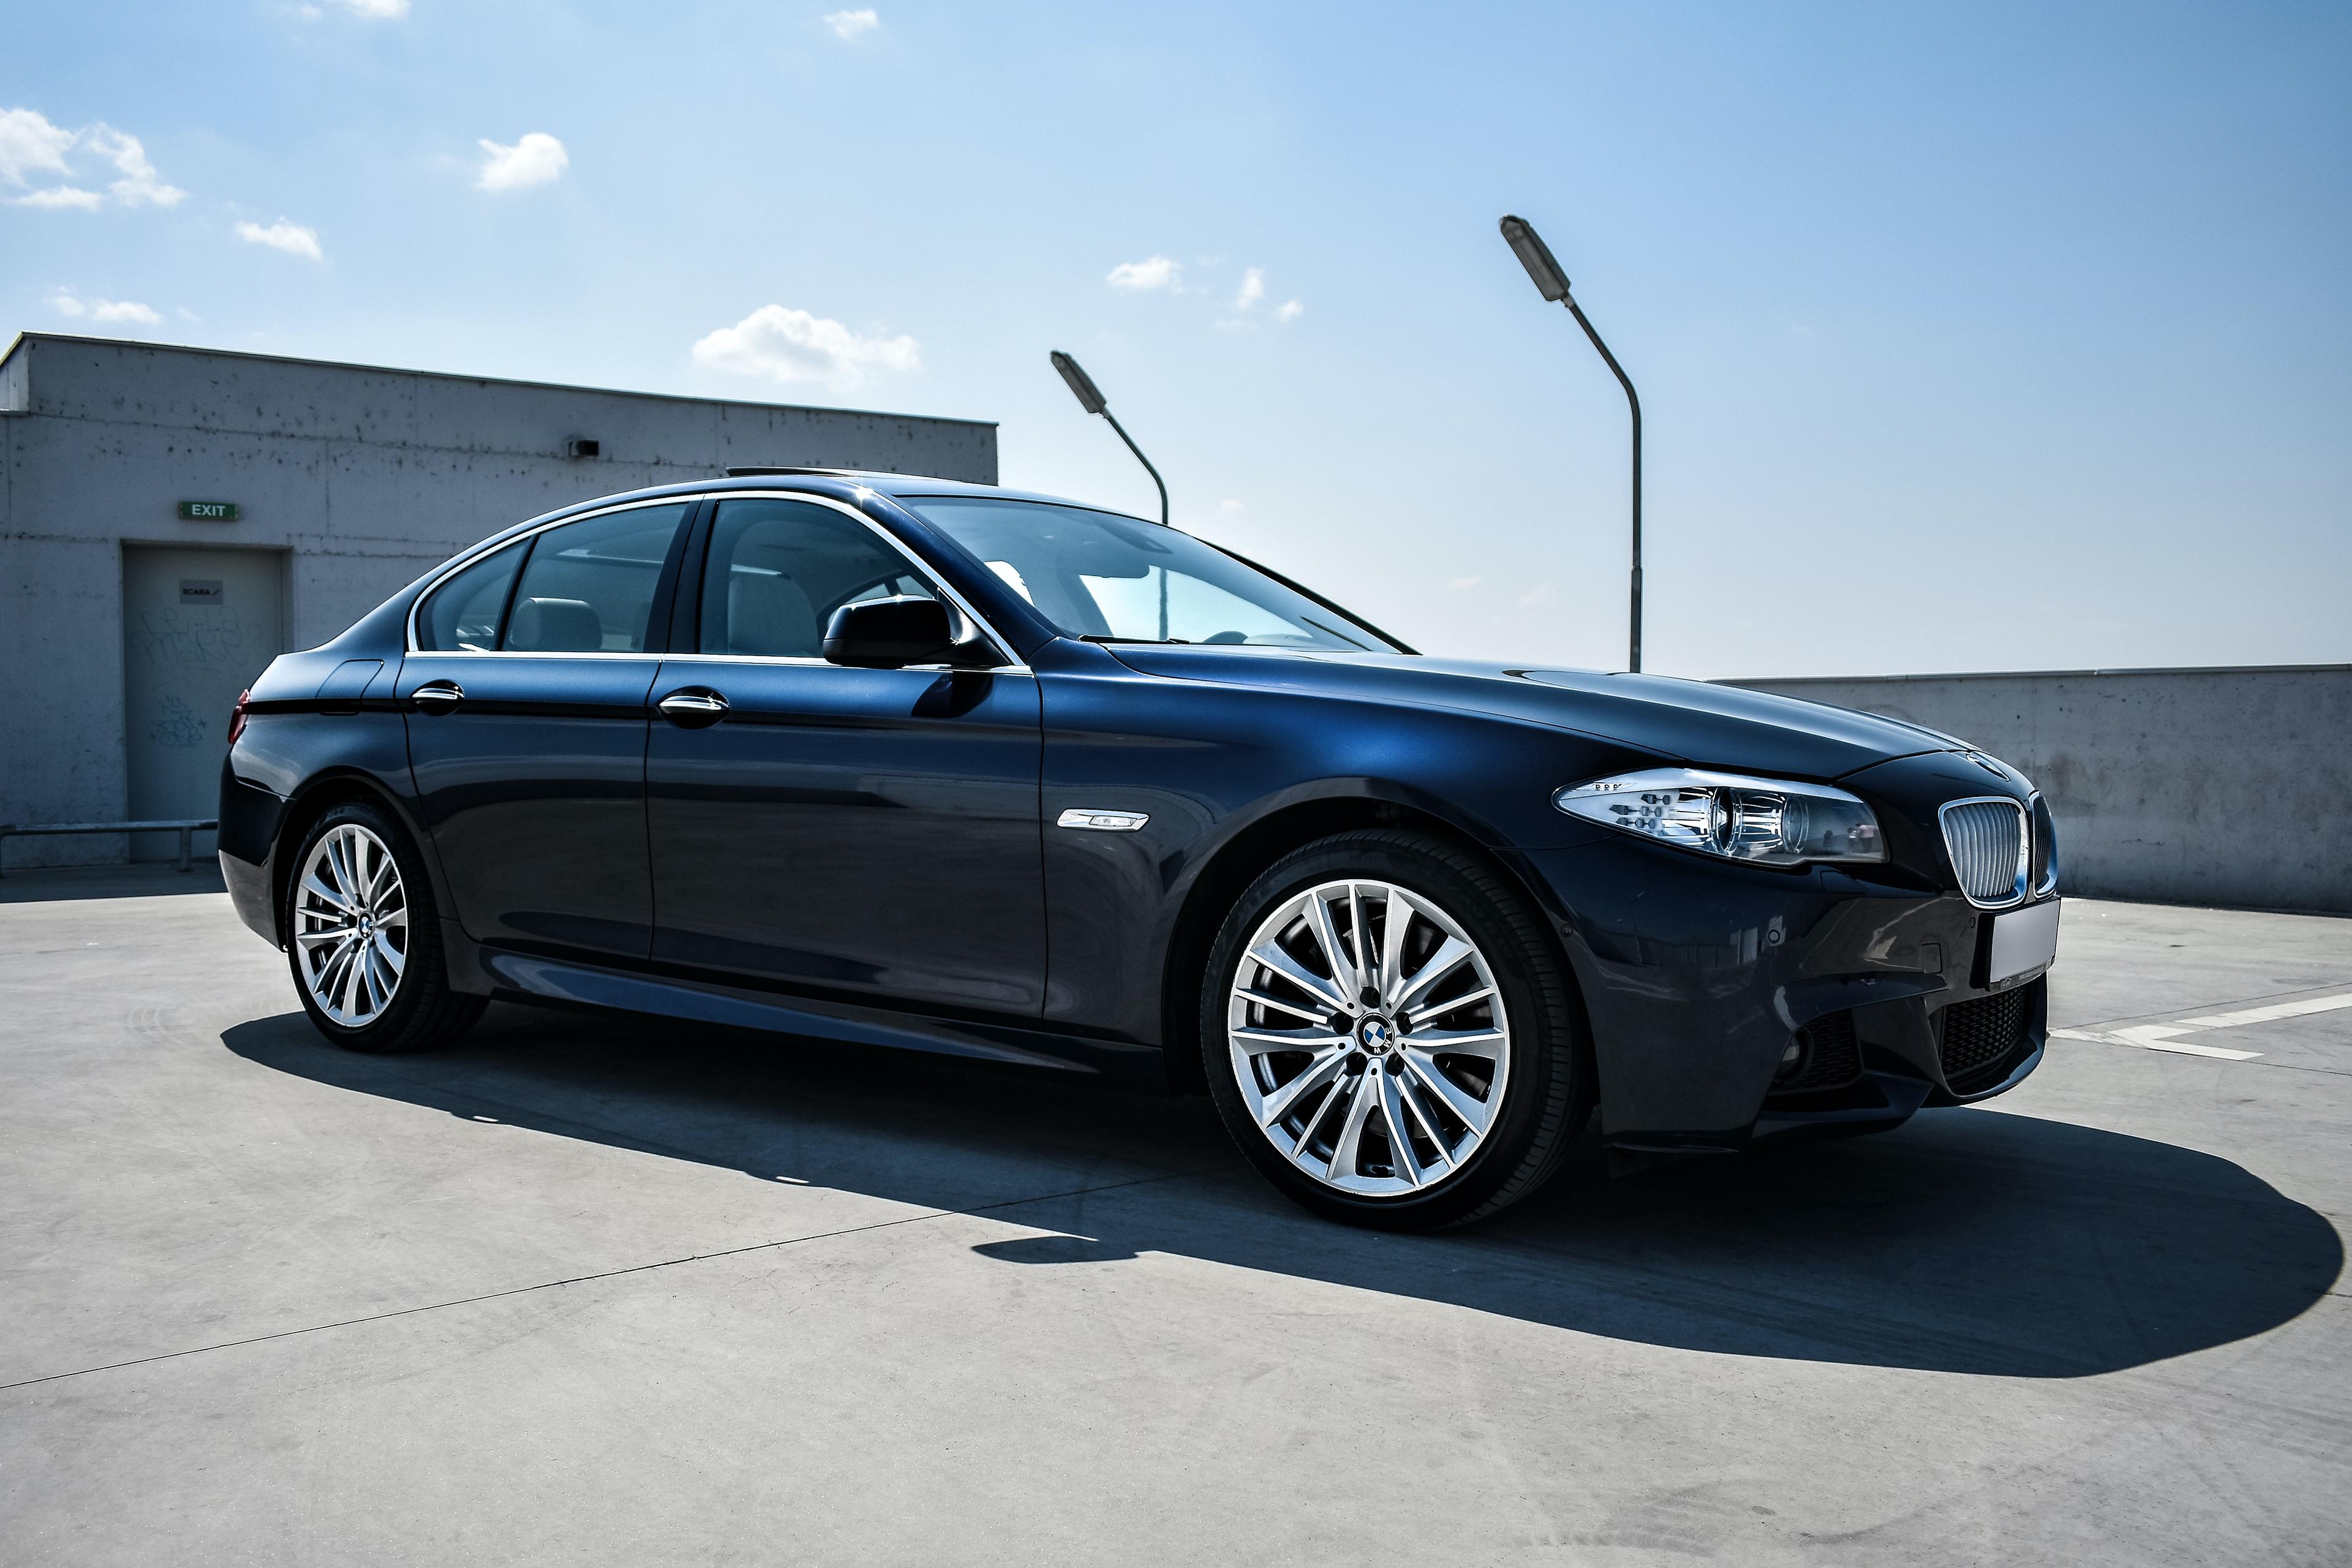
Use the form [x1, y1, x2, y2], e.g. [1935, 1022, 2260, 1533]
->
[6, 1, 2346, 676]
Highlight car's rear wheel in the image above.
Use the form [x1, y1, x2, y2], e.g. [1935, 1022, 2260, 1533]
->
[1200, 830, 1587, 1230]
[285, 799, 483, 1054]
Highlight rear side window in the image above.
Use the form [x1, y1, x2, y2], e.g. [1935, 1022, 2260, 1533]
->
[697, 498, 938, 658]
[416, 540, 525, 651]
[503, 503, 692, 654]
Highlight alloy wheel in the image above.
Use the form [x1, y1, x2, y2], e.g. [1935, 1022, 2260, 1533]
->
[295, 823, 409, 1028]
[1226, 878, 1510, 1196]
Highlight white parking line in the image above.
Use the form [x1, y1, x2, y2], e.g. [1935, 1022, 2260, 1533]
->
[2049, 988, 2352, 1062]
[2050, 1025, 2263, 1060]
[2174, 993, 2352, 1029]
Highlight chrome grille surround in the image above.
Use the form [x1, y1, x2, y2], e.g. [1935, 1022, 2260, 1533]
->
[1938, 796, 2030, 910]
[2029, 792, 2059, 897]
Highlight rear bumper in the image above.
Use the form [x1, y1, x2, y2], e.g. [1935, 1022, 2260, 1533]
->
[1521, 838, 2051, 1152]
[218, 758, 286, 947]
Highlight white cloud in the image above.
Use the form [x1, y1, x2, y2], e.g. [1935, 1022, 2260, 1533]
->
[1219, 499, 1245, 514]
[1107, 255, 1181, 292]
[1234, 267, 1265, 310]
[824, 8, 880, 40]
[1276, 299, 1303, 323]
[1517, 584, 1556, 608]
[83, 126, 184, 207]
[2, 110, 182, 208]
[236, 218, 324, 260]
[475, 132, 568, 192]
[1449, 575, 1481, 590]
[692, 304, 920, 388]
[17, 186, 103, 210]
[323, 0, 410, 16]
[50, 288, 162, 325]
[0, 107, 77, 187]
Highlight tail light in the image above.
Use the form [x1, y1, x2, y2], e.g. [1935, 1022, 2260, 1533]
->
[227, 687, 253, 747]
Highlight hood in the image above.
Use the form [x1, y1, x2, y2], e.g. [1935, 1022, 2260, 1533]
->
[1103, 647, 1950, 780]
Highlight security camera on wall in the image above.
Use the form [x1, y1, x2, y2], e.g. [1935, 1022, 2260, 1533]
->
[565, 438, 600, 459]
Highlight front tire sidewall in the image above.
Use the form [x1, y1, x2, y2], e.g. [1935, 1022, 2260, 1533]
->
[1200, 833, 1576, 1231]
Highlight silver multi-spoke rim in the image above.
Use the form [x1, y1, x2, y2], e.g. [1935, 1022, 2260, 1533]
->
[1227, 878, 1510, 1197]
[294, 824, 409, 1028]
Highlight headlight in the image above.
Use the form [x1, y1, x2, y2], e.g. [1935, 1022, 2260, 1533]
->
[1554, 768, 1886, 867]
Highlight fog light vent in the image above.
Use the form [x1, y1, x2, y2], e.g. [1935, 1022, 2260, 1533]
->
[1771, 1009, 1862, 1094]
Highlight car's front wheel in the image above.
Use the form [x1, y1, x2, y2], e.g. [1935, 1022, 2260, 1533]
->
[1200, 830, 1587, 1230]
[285, 799, 484, 1054]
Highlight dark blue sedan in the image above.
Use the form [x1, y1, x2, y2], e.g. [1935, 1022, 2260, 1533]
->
[221, 470, 2061, 1229]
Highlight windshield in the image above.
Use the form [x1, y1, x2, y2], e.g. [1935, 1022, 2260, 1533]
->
[902, 497, 1401, 652]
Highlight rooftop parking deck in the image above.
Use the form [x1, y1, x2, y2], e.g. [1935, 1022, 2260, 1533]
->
[2, 871, 2346, 1565]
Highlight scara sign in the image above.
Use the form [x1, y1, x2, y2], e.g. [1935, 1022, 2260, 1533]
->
[178, 500, 240, 521]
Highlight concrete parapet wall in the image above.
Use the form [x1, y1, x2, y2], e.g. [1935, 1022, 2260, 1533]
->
[1724, 666, 2352, 914]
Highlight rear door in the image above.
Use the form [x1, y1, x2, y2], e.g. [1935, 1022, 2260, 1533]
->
[399, 500, 695, 960]
[644, 494, 1046, 1013]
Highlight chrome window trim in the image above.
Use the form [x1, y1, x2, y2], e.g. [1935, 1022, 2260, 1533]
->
[404, 489, 1025, 670]
[1937, 794, 2032, 911]
[654, 652, 1036, 676]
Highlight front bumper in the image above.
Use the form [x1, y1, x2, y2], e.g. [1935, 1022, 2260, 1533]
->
[1521, 836, 2052, 1152]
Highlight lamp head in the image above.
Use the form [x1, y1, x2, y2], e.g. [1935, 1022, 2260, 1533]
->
[1499, 214, 1572, 303]
[1049, 350, 1109, 415]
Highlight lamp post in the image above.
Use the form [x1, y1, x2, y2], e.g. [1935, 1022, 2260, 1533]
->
[1498, 215, 1645, 674]
[1049, 350, 1168, 528]
[1050, 349, 1173, 638]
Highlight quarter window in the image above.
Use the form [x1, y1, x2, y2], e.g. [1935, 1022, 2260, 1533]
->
[697, 499, 940, 659]
[502, 503, 692, 654]
[416, 540, 526, 652]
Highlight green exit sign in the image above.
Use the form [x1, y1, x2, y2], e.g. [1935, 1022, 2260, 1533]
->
[178, 500, 240, 521]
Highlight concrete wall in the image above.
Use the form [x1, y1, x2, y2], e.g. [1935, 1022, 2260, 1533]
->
[0, 332, 997, 867]
[1725, 667, 2352, 914]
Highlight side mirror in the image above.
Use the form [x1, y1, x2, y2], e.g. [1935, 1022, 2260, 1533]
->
[822, 595, 960, 668]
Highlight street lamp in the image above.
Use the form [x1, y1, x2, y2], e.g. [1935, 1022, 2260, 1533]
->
[1049, 350, 1168, 528]
[1499, 214, 1646, 674]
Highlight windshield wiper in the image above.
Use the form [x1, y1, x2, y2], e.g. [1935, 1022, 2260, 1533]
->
[1082, 635, 1193, 646]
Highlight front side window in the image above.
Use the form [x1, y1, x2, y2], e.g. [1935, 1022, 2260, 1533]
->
[417, 540, 526, 652]
[502, 503, 691, 654]
[697, 498, 939, 658]
[902, 497, 1398, 652]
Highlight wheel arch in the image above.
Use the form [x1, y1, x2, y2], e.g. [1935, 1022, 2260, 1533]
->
[1155, 787, 1595, 1097]
[269, 770, 442, 948]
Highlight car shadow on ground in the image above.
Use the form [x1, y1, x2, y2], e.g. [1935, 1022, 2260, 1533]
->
[222, 1002, 2343, 1381]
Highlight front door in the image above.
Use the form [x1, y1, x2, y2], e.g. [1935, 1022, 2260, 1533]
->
[646, 496, 1046, 1014]
[401, 500, 693, 960]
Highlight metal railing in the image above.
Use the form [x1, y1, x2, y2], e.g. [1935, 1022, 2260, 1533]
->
[0, 820, 218, 877]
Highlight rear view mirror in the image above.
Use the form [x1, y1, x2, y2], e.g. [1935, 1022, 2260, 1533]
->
[823, 596, 959, 668]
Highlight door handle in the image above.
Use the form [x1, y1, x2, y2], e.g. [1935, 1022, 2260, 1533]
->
[657, 688, 729, 728]
[412, 680, 464, 714]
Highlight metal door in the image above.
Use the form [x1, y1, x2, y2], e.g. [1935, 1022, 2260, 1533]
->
[122, 545, 284, 859]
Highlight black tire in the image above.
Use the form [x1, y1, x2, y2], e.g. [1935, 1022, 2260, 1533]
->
[284, 797, 484, 1054]
[1200, 829, 1588, 1231]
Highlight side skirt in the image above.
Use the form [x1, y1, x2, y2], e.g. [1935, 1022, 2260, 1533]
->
[473, 946, 1172, 1092]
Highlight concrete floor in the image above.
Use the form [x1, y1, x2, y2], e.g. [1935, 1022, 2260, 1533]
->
[2, 870, 2346, 1566]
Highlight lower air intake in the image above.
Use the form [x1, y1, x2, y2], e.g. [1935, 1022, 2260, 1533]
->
[1774, 1009, 1862, 1093]
[1937, 988, 2032, 1094]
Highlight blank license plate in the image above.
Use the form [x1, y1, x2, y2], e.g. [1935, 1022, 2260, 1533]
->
[1988, 898, 2061, 984]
